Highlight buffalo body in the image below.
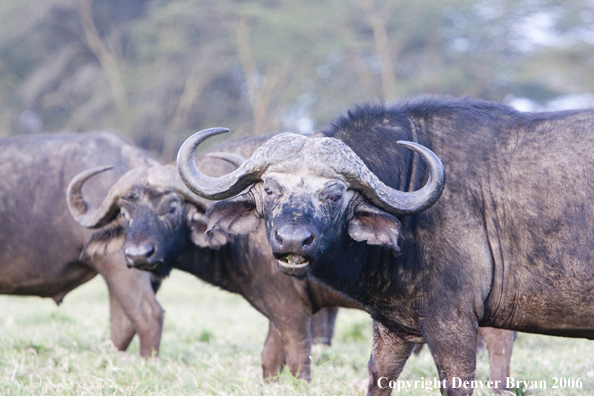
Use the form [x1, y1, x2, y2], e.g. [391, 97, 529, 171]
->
[180, 97, 591, 395]
[0, 132, 164, 356]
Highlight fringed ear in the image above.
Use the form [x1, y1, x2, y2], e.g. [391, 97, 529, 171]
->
[348, 201, 402, 255]
[80, 220, 125, 261]
[205, 189, 262, 237]
[186, 205, 228, 248]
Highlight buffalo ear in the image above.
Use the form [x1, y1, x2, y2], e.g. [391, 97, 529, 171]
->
[348, 201, 402, 254]
[80, 220, 125, 261]
[186, 205, 227, 248]
[206, 191, 261, 237]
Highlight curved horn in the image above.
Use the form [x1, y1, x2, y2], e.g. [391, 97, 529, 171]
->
[178, 128, 445, 215]
[67, 166, 144, 229]
[177, 128, 270, 200]
[204, 152, 246, 168]
[346, 140, 445, 215]
[144, 165, 214, 209]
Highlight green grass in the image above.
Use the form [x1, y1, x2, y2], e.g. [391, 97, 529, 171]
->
[1, 271, 593, 395]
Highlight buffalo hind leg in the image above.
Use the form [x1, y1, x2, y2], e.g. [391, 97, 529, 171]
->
[412, 343, 424, 355]
[480, 328, 517, 392]
[261, 321, 286, 380]
[311, 307, 339, 346]
[367, 320, 414, 396]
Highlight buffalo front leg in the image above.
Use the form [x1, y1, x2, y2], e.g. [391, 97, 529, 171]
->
[479, 328, 517, 392]
[97, 255, 164, 357]
[422, 315, 479, 396]
[262, 317, 312, 381]
[261, 321, 286, 380]
[367, 320, 414, 396]
[280, 316, 312, 382]
[109, 292, 136, 351]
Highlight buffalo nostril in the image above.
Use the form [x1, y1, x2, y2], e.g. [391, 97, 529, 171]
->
[274, 230, 283, 245]
[145, 245, 155, 258]
[274, 226, 317, 254]
[303, 234, 315, 248]
[124, 244, 155, 263]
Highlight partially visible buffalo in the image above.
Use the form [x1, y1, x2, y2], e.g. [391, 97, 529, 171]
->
[177, 95, 590, 395]
[67, 134, 361, 382]
[0, 132, 163, 357]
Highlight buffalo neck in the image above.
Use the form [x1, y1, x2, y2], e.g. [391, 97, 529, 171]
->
[309, 218, 429, 337]
[310, 236, 401, 304]
[174, 235, 251, 295]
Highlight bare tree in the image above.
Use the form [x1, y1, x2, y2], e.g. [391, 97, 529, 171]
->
[234, 18, 291, 134]
[358, 0, 397, 99]
[79, 0, 127, 114]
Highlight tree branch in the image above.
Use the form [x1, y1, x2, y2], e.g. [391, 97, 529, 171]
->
[358, 0, 397, 99]
[79, 0, 127, 113]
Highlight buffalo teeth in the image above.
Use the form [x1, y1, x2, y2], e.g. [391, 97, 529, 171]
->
[286, 255, 308, 266]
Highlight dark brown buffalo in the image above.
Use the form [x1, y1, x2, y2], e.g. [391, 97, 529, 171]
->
[184, 131, 515, 390]
[0, 132, 163, 357]
[177, 95, 589, 395]
[205, 136, 518, 391]
[67, 134, 360, 381]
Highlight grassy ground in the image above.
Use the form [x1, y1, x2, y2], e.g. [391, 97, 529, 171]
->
[1, 271, 593, 395]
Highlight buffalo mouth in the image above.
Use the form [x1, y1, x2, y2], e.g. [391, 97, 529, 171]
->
[275, 254, 310, 279]
[126, 260, 164, 272]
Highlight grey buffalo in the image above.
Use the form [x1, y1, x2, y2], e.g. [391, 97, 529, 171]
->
[0, 132, 163, 357]
[67, 134, 361, 382]
[177, 96, 589, 395]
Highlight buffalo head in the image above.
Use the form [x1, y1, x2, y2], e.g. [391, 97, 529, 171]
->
[67, 164, 226, 276]
[177, 128, 445, 279]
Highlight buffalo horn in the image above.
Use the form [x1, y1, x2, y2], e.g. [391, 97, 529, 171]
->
[205, 152, 246, 168]
[177, 128, 445, 215]
[177, 128, 271, 200]
[346, 140, 445, 215]
[144, 164, 214, 209]
[67, 166, 144, 229]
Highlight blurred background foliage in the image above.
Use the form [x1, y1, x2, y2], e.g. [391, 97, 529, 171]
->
[1, 0, 593, 161]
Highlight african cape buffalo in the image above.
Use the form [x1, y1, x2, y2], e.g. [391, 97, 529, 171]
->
[0, 132, 163, 357]
[67, 134, 361, 382]
[177, 95, 589, 395]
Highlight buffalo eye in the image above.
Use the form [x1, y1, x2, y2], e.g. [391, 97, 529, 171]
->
[326, 194, 342, 207]
[160, 199, 180, 218]
[120, 207, 131, 224]
[264, 188, 274, 196]
[168, 202, 178, 214]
